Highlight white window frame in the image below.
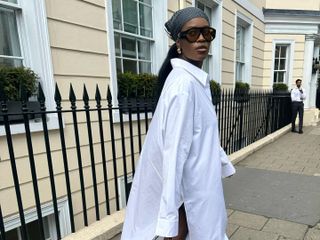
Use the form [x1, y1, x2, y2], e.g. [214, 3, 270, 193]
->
[3, 198, 71, 239]
[271, 39, 295, 86]
[106, 0, 168, 108]
[0, 0, 58, 135]
[118, 174, 133, 209]
[234, 11, 253, 86]
[195, 0, 223, 84]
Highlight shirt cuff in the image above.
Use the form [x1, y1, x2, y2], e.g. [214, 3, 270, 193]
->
[222, 162, 236, 178]
[155, 218, 179, 237]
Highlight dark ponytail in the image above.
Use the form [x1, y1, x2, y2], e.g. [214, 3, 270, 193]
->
[155, 43, 179, 105]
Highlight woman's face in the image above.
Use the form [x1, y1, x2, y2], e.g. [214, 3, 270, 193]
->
[176, 17, 212, 68]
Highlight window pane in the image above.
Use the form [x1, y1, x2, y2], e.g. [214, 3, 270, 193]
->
[123, 59, 137, 73]
[114, 33, 121, 56]
[112, 0, 122, 30]
[122, 37, 136, 58]
[236, 62, 243, 81]
[280, 46, 287, 58]
[279, 59, 286, 70]
[275, 46, 280, 58]
[0, 57, 22, 67]
[197, 2, 205, 11]
[26, 219, 41, 239]
[0, 7, 22, 57]
[139, 61, 151, 73]
[138, 39, 150, 60]
[139, 4, 152, 37]
[5, 229, 19, 240]
[274, 59, 279, 70]
[116, 58, 122, 72]
[203, 57, 209, 74]
[278, 72, 284, 82]
[273, 72, 277, 83]
[0, 0, 18, 3]
[140, 0, 151, 5]
[123, 0, 138, 34]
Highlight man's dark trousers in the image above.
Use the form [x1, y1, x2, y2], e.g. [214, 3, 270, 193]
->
[291, 101, 304, 131]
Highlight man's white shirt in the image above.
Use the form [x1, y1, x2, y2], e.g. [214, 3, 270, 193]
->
[291, 87, 306, 102]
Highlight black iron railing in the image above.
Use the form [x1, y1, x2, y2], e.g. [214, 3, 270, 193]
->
[0, 85, 291, 240]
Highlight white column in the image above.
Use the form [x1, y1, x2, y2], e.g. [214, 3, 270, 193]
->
[303, 35, 316, 108]
[311, 45, 320, 108]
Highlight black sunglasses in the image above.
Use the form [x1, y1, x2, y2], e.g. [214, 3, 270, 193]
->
[178, 27, 216, 43]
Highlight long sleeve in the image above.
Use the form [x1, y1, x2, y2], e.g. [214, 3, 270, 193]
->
[155, 91, 194, 237]
[220, 146, 236, 178]
[300, 88, 306, 100]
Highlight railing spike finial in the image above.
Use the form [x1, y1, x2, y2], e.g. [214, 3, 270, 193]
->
[83, 84, 89, 103]
[107, 86, 112, 104]
[95, 84, 101, 103]
[38, 82, 46, 103]
[69, 84, 76, 102]
[54, 83, 62, 103]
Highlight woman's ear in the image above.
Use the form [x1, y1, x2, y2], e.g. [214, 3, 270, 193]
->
[176, 40, 182, 55]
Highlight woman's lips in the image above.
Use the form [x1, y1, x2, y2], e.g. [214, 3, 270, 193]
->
[196, 46, 208, 53]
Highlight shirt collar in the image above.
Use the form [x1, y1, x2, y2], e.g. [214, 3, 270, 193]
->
[171, 58, 209, 87]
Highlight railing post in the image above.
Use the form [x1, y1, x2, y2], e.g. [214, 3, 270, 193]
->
[1, 101, 29, 240]
[68, 84, 88, 226]
[107, 87, 120, 211]
[0, 205, 6, 240]
[55, 84, 76, 231]
[83, 85, 100, 221]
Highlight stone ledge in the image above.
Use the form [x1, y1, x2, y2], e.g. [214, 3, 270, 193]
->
[62, 210, 125, 240]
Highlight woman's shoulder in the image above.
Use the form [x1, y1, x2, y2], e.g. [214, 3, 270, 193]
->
[164, 68, 196, 93]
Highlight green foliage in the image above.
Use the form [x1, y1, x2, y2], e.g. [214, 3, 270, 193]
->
[117, 72, 157, 99]
[235, 81, 250, 91]
[209, 80, 221, 94]
[209, 80, 221, 105]
[0, 66, 39, 101]
[273, 83, 288, 91]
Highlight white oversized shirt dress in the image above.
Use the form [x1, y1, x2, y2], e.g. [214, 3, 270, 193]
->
[121, 58, 235, 240]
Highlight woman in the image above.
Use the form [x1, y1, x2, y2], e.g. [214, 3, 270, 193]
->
[121, 7, 235, 240]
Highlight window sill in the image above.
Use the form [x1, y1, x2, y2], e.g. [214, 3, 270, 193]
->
[112, 109, 153, 123]
[0, 113, 60, 136]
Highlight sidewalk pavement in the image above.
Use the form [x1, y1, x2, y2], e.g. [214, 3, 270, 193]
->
[225, 124, 320, 240]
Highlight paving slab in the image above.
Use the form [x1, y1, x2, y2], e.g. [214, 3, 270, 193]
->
[229, 227, 279, 240]
[223, 166, 320, 226]
[228, 211, 268, 230]
[262, 218, 308, 239]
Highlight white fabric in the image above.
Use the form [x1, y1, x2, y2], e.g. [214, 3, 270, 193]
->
[291, 87, 306, 102]
[121, 58, 235, 240]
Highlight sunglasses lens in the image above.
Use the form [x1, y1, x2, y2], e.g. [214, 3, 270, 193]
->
[186, 29, 201, 42]
[183, 27, 216, 42]
[202, 28, 215, 41]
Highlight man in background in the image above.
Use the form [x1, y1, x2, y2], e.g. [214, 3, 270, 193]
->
[291, 79, 306, 134]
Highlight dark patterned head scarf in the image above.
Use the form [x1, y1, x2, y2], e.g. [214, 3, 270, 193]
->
[165, 7, 210, 41]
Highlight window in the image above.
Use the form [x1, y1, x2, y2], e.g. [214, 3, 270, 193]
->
[235, 13, 253, 85]
[196, 2, 213, 74]
[112, 0, 153, 74]
[273, 45, 288, 83]
[3, 199, 71, 240]
[0, 0, 57, 134]
[5, 215, 56, 240]
[236, 25, 245, 82]
[196, 0, 222, 83]
[0, 1, 22, 67]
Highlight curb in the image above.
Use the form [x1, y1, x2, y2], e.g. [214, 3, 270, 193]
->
[229, 125, 291, 165]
